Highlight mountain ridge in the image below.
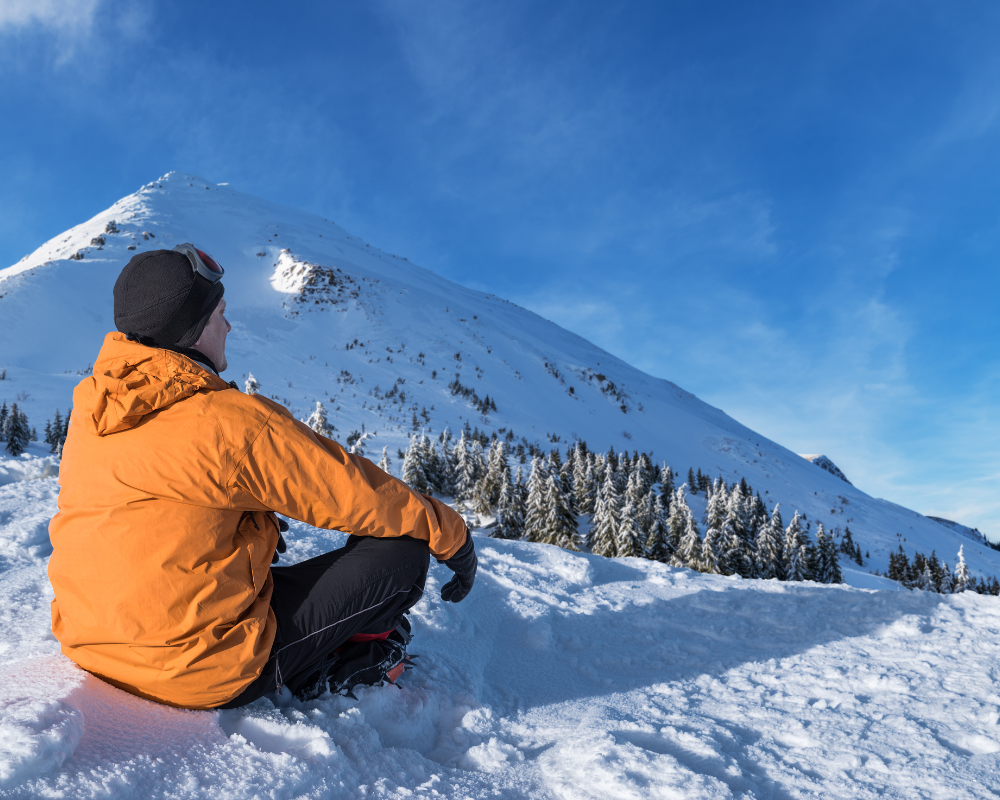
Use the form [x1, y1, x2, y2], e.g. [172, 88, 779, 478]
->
[1, 171, 996, 583]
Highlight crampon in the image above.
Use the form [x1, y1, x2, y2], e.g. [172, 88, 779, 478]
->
[295, 618, 417, 701]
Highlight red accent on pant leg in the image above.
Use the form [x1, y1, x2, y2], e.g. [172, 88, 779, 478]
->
[347, 630, 393, 643]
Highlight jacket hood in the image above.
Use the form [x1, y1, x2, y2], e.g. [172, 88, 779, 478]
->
[76, 332, 229, 436]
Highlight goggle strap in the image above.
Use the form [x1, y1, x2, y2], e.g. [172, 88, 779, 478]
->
[173, 243, 224, 282]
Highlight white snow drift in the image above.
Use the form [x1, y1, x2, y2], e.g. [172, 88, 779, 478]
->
[1, 448, 999, 798]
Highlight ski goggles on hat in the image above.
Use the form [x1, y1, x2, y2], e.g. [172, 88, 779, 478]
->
[173, 243, 225, 283]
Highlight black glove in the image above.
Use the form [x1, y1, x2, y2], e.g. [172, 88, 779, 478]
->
[440, 530, 477, 603]
[271, 517, 289, 564]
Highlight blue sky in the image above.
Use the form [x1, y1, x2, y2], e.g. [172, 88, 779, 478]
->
[2, 0, 1000, 536]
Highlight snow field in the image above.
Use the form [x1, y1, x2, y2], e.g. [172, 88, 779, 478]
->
[1, 452, 1000, 797]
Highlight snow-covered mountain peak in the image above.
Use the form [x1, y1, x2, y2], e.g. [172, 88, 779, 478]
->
[801, 454, 853, 485]
[1, 173, 997, 584]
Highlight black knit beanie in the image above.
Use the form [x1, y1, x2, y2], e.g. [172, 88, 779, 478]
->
[113, 250, 225, 348]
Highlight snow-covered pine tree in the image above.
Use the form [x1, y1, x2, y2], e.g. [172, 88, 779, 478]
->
[784, 512, 809, 581]
[700, 521, 723, 574]
[670, 488, 701, 570]
[488, 438, 507, 497]
[494, 466, 526, 540]
[756, 504, 785, 580]
[659, 464, 675, 511]
[614, 452, 630, 493]
[624, 467, 645, 514]
[572, 443, 593, 514]
[665, 484, 690, 555]
[547, 448, 564, 486]
[590, 463, 622, 558]
[47, 409, 68, 454]
[687, 467, 697, 494]
[559, 457, 576, 517]
[420, 430, 436, 472]
[401, 434, 429, 494]
[563, 440, 576, 473]
[454, 429, 477, 503]
[522, 457, 550, 544]
[349, 430, 376, 457]
[244, 372, 260, 395]
[616, 495, 643, 558]
[721, 494, 749, 578]
[636, 490, 656, 543]
[887, 547, 908, 584]
[622, 466, 653, 543]
[703, 480, 726, 530]
[44, 412, 57, 449]
[4, 403, 29, 457]
[0, 401, 7, 441]
[916, 562, 935, 592]
[751, 493, 768, 534]
[747, 493, 767, 565]
[544, 474, 581, 551]
[939, 563, 955, 594]
[644, 494, 671, 563]
[419, 434, 443, 493]
[436, 427, 458, 495]
[587, 454, 602, 510]
[635, 452, 656, 495]
[507, 466, 526, 540]
[905, 553, 923, 588]
[492, 469, 513, 539]
[825, 526, 843, 583]
[305, 401, 335, 437]
[726, 483, 755, 578]
[954, 546, 971, 592]
[474, 438, 506, 514]
[51, 408, 69, 456]
[555, 466, 580, 548]
[562, 444, 577, 494]
[928, 552, 944, 592]
[513, 465, 528, 533]
[470, 439, 487, 498]
[377, 446, 392, 475]
[697, 483, 724, 574]
[814, 525, 835, 584]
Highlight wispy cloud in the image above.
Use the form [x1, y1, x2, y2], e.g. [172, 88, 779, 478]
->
[0, 0, 152, 69]
[0, 0, 101, 34]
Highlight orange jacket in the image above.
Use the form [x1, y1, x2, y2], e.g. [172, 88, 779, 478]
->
[48, 333, 466, 709]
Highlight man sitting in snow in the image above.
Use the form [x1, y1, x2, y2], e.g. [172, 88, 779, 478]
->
[48, 245, 477, 709]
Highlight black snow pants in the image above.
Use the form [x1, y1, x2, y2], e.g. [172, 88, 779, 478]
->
[220, 533, 430, 707]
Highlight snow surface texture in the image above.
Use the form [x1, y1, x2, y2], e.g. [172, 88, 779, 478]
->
[0, 171, 996, 582]
[1, 449, 1000, 798]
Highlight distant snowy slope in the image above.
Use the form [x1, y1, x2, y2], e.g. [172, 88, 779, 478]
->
[928, 516, 990, 546]
[0, 171, 995, 582]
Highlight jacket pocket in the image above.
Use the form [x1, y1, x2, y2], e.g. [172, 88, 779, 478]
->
[236, 512, 261, 594]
